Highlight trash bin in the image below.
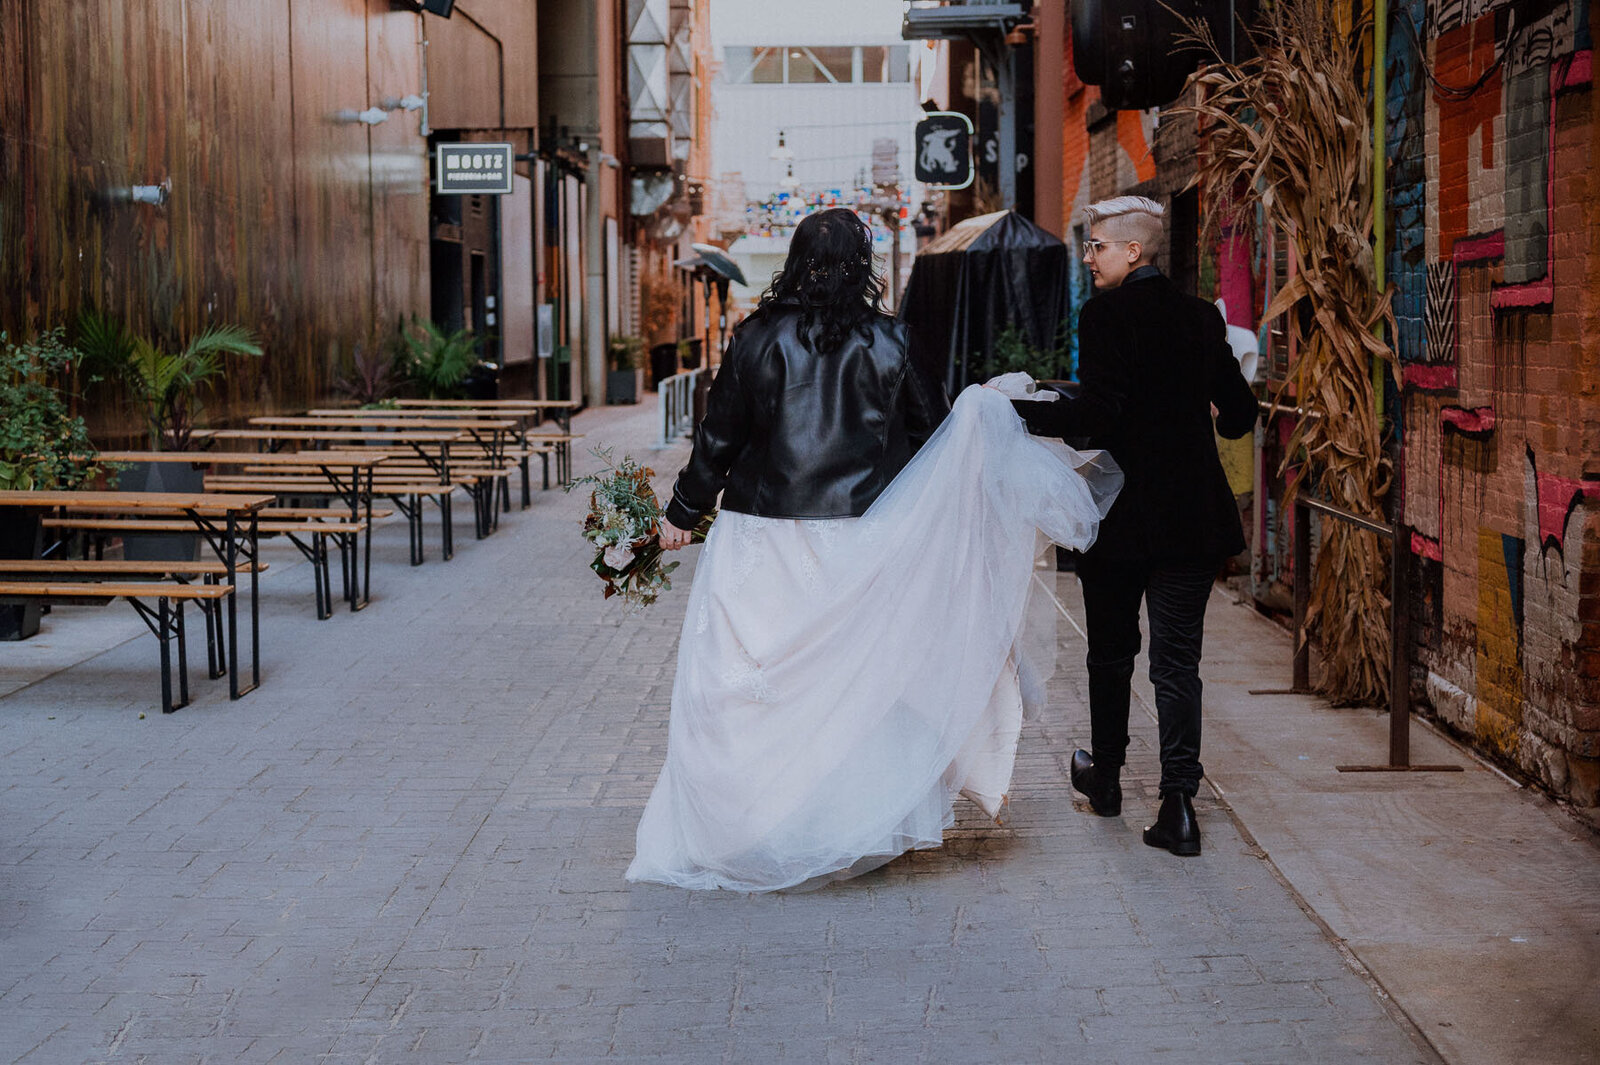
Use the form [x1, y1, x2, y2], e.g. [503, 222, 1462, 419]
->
[649, 343, 679, 390]
[462, 361, 500, 401]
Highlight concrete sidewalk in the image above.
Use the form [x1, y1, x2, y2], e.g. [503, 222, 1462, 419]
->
[1190, 595, 1600, 1065]
[0, 394, 1593, 1064]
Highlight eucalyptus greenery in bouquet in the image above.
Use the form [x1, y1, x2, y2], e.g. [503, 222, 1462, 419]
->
[567, 448, 712, 607]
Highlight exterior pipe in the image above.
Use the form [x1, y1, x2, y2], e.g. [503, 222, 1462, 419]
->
[1373, 0, 1387, 421]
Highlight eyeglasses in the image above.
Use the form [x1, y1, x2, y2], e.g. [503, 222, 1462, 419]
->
[1080, 239, 1131, 257]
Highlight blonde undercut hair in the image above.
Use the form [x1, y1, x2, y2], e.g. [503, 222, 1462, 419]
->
[1083, 196, 1165, 262]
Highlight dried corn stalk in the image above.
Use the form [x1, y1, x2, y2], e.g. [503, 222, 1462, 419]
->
[1172, 0, 1397, 706]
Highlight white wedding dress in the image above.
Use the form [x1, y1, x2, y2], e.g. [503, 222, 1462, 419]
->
[626, 383, 1122, 892]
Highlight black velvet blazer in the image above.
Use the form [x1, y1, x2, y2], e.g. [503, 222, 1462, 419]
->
[1013, 271, 1259, 563]
[666, 305, 949, 528]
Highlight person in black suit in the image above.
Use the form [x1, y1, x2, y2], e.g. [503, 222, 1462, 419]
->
[1010, 196, 1258, 856]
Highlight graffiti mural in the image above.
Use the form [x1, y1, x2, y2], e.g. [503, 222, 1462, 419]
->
[1398, 0, 1597, 800]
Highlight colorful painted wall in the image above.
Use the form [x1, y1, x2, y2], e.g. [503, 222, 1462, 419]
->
[1395, 0, 1597, 802]
[1057, 0, 1599, 803]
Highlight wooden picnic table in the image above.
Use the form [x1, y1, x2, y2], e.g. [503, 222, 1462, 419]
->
[191, 428, 464, 446]
[390, 397, 580, 433]
[0, 489, 273, 699]
[99, 451, 390, 611]
[301, 409, 580, 489]
[192, 428, 467, 477]
[390, 398, 580, 406]
[247, 415, 516, 432]
[245, 417, 512, 464]
[190, 427, 499, 560]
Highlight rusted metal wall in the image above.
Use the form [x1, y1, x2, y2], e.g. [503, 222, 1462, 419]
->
[0, 0, 490, 440]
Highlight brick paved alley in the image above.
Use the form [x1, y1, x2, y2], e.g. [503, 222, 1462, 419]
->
[0, 398, 1457, 1063]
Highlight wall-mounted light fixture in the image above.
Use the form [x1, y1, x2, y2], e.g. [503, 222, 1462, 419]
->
[333, 107, 389, 125]
[104, 179, 170, 208]
[380, 94, 426, 112]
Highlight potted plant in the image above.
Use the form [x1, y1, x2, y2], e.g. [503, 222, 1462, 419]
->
[334, 336, 400, 409]
[988, 320, 1073, 387]
[605, 334, 647, 405]
[398, 318, 485, 400]
[0, 328, 104, 639]
[77, 312, 263, 559]
[77, 312, 264, 452]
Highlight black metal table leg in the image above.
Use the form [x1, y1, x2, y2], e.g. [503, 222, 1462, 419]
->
[226, 512, 241, 699]
[176, 601, 189, 708]
[359, 464, 372, 608]
[158, 597, 174, 713]
[247, 510, 260, 693]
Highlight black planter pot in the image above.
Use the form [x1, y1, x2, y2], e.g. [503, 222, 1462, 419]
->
[606, 368, 643, 405]
[120, 461, 205, 561]
[0, 507, 44, 640]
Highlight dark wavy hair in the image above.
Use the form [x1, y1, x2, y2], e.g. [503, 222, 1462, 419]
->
[753, 207, 888, 354]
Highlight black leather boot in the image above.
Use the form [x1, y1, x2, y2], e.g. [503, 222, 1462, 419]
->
[1143, 793, 1201, 856]
[1069, 749, 1122, 816]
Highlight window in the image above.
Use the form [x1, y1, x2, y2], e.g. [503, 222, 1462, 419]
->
[808, 47, 854, 83]
[861, 45, 910, 82]
[750, 46, 783, 83]
[721, 46, 782, 84]
[785, 48, 831, 83]
[725, 44, 910, 84]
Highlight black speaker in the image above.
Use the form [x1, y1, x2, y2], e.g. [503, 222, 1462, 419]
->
[1073, 0, 1247, 111]
[421, 0, 456, 16]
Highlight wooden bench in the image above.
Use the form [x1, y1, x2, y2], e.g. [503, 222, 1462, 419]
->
[43, 515, 366, 621]
[206, 471, 472, 564]
[280, 445, 515, 535]
[309, 458, 519, 532]
[0, 558, 268, 679]
[0, 580, 233, 713]
[306, 407, 578, 498]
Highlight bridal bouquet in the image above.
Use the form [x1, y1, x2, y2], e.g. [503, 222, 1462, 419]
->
[568, 448, 712, 607]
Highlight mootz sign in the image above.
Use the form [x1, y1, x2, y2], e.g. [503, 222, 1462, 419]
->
[435, 142, 514, 195]
[913, 112, 974, 190]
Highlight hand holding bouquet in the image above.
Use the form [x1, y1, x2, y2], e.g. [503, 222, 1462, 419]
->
[567, 448, 713, 607]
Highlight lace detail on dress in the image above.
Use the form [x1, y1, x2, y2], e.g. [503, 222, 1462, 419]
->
[798, 546, 823, 597]
[720, 645, 775, 703]
[812, 518, 844, 553]
[695, 597, 709, 635]
[730, 513, 771, 585]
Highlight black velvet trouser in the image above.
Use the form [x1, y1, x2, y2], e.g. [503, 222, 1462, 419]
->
[1077, 556, 1219, 798]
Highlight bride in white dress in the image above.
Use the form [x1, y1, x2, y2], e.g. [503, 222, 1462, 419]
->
[629, 210, 1120, 893]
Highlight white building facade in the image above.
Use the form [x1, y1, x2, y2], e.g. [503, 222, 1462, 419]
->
[709, 0, 935, 308]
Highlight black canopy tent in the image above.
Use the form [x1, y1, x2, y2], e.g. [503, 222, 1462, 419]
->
[898, 209, 1072, 395]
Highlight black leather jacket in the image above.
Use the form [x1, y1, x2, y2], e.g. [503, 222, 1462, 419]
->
[665, 305, 949, 527]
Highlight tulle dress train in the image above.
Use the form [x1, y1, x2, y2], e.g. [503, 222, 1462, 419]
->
[626, 384, 1121, 892]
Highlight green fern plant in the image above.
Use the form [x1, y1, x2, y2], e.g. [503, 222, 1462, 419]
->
[399, 318, 479, 399]
[78, 312, 263, 450]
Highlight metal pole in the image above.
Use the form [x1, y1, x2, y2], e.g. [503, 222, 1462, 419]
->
[584, 143, 606, 407]
[1372, 0, 1388, 422]
[1293, 497, 1311, 692]
[1390, 519, 1411, 766]
[996, 47, 1017, 209]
